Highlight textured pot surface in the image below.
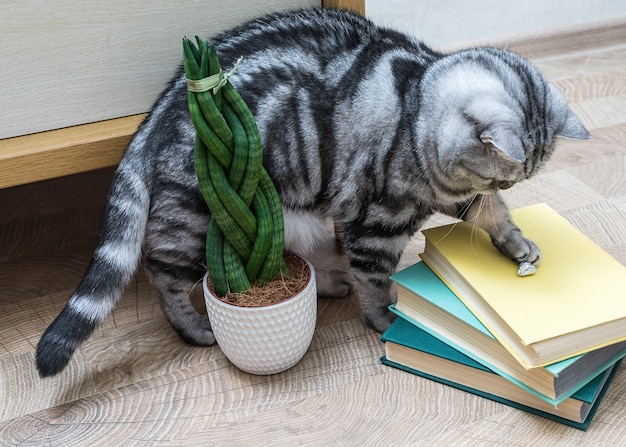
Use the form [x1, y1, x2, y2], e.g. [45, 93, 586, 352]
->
[203, 256, 317, 375]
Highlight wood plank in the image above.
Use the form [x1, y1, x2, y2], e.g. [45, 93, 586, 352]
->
[322, 0, 365, 15]
[439, 18, 626, 59]
[3, 360, 624, 446]
[0, 317, 376, 423]
[502, 18, 626, 60]
[0, 115, 145, 189]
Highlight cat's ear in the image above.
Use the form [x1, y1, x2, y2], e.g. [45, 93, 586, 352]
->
[480, 124, 526, 163]
[548, 84, 590, 140]
[558, 107, 591, 140]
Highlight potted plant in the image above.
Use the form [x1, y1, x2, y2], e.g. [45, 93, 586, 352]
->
[182, 37, 316, 375]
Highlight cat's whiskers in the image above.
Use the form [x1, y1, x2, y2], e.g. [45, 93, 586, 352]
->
[457, 195, 477, 220]
[468, 194, 486, 255]
[433, 194, 480, 245]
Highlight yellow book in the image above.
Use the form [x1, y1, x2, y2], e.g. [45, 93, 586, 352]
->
[421, 203, 626, 369]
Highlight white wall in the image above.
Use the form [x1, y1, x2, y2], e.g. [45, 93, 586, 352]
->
[0, 0, 317, 139]
[366, 0, 626, 46]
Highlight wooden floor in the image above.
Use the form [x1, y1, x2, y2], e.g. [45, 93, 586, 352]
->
[2, 20, 626, 447]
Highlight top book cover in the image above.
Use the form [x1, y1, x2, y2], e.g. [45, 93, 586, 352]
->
[421, 203, 626, 368]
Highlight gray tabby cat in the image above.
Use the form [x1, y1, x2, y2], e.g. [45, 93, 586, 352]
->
[36, 8, 589, 377]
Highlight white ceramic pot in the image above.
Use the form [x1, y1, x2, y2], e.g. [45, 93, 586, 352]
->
[203, 256, 317, 375]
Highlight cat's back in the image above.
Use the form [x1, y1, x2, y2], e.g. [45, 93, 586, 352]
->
[208, 8, 438, 78]
[214, 8, 399, 56]
[130, 8, 440, 186]
[138, 8, 423, 138]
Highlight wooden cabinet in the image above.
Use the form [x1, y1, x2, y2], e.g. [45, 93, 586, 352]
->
[0, 0, 364, 188]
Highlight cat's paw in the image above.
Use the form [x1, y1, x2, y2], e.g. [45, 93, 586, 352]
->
[363, 305, 397, 333]
[188, 328, 217, 346]
[176, 315, 216, 346]
[519, 237, 541, 264]
[316, 268, 354, 298]
[493, 233, 541, 265]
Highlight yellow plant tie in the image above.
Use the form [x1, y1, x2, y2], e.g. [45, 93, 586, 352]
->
[186, 56, 244, 94]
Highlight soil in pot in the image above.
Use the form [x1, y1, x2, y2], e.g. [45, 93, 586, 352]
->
[206, 252, 311, 307]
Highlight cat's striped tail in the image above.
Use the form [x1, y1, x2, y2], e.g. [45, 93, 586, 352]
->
[35, 160, 150, 377]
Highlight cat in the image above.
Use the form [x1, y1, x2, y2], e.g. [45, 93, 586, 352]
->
[35, 8, 589, 377]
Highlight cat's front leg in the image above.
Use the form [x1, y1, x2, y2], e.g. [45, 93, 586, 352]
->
[461, 194, 541, 264]
[341, 223, 413, 332]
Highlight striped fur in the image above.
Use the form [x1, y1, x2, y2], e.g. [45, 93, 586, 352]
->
[36, 8, 588, 377]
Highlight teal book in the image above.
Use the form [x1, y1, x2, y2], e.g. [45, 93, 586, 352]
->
[390, 261, 626, 405]
[381, 317, 621, 430]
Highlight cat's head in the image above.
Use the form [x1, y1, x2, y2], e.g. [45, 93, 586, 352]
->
[417, 47, 589, 198]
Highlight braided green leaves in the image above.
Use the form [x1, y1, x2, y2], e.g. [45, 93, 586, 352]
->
[183, 37, 286, 296]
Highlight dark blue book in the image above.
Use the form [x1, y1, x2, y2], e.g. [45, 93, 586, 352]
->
[381, 317, 621, 430]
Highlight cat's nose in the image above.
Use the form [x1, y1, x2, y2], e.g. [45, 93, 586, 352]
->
[498, 180, 515, 190]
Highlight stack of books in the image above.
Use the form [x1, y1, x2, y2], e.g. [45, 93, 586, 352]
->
[382, 203, 626, 430]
